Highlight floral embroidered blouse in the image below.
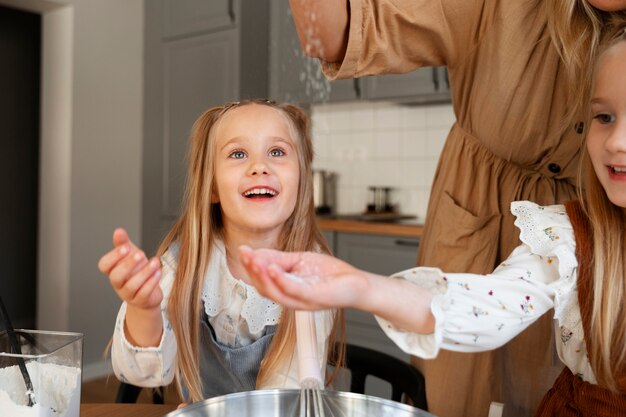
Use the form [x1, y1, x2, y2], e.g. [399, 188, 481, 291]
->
[111, 239, 335, 389]
[377, 201, 596, 384]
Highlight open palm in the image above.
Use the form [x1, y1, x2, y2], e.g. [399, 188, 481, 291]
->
[239, 247, 371, 311]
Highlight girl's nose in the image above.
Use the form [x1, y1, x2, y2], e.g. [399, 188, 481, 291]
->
[249, 159, 270, 176]
[605, 121, 626, 153]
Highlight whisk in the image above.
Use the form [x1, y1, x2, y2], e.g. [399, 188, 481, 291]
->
[296, 310, 326, 417]
[0, 296, 36, 407]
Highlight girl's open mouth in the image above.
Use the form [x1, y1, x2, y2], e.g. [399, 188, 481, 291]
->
[243, 187, 278, 199]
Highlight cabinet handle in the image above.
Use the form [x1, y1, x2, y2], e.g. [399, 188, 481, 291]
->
[394, 239, 420, 247]
[432, 67, 440, 91]
[353, 78, 361, 99]
[228, 0, 235, 22]
[443, 67, 450, 90]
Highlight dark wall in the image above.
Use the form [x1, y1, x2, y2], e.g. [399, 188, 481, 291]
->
[0, 5, 41, 330]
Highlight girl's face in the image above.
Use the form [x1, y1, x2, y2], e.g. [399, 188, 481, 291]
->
[587, 40, 626, 208]
[586, 0, 626, 11]
[212, 104, 300, 240]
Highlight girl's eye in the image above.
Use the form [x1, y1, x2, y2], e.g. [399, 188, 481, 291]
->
[269, 148, 286, 157]
[593, 113, 616, 124]
[229, 150, 246, 159]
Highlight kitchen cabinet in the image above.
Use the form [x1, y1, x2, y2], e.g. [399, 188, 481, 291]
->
[322, 230, 336, 254]
[362, 67, 451, 104]
[330, 231, 421, 398]
[142, 0, 270, 254]
[330, 232, 421, 361]
[161, 0, 235, 38]
[269, 0, 451, 105]
[269, 0, 358, 104]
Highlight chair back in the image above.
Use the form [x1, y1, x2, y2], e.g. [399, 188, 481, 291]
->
[342, 343, 428, 410]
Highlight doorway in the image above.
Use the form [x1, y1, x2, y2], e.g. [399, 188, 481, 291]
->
[0, 5, 41, 329]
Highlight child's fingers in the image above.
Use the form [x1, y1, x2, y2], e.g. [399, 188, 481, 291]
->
[119, 257, 161, 301]
[129, 265, 162, 307]
[112, 228, 130, 247]
[98, 244, 130, 275]
[108, 250, 148, 290]
[247, 257, 308, 309]
[267, 265, 320, 309]
[239, 246, 302, 272]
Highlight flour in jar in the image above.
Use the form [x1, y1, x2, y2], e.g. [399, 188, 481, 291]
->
[0, 362, 81, 417]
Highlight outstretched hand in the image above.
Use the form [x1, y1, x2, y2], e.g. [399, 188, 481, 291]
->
[238, 246, 372, 311]
[98, 228, 163, 310]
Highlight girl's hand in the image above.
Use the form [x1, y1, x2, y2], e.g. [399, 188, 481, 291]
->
[238, 246, 372, 311]
[98, 228, 163, 310]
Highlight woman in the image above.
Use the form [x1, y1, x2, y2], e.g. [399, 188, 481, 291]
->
[286, 1, 626, 416]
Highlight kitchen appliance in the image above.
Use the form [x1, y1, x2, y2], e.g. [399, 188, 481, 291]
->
[313, 170, 337, 214]
[367, 186, 395, 213]
[165, 389, 435, 417]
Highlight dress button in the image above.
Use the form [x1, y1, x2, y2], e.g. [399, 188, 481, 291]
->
[548, 163, 561, 174]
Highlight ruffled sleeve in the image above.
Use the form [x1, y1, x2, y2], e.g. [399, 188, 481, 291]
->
[110, 247, 178, 387]
[375, 201, 577, 359]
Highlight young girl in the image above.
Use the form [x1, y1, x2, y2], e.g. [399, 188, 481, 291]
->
[98, 99, 343, 403]
[239, 26, 626, 416]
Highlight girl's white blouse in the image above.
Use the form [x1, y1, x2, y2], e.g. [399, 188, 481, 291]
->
[111, 240, 335, 389]
[376, 201, 597, 384]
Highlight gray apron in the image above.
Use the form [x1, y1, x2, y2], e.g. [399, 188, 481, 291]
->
[195, 308, 277, 398]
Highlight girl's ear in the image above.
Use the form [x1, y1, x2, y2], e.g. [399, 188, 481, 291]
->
[211, 189, 220, 203]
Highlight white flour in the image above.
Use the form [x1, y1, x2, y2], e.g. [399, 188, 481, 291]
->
[0, 362, 81, 417]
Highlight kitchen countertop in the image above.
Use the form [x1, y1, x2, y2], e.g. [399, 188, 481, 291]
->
[317, 214, 424, 238]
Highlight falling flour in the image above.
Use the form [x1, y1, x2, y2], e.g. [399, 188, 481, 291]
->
[0, 362, 81, 417]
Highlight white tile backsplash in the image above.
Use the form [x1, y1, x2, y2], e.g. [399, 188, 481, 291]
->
[312, 101, 453, 219]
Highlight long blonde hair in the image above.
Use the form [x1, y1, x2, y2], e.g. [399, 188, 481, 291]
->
[158, 99, 344, 402]
[579, 26, 626, 393]
[545, 0, 626, 130]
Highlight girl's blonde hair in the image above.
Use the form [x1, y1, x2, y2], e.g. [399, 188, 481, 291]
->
[579, 25, 626, 393]
[157, 99, 344, 402]
[545, 0, 626, 132]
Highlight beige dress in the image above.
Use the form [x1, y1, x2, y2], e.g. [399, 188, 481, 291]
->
[321, 1, 583, 416]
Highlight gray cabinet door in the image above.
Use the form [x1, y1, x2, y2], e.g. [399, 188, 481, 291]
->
[334, 232, 421, 397]
[335, 233, 420, 276]
[161, 0, 234, 38]
[143, 1, 270, 254]
[143, 29, 239, 254]
[322, 230, 336, 254]
[363, 67, 451, 104]
[269, 0, 358, 104]
[161, 30, 239, 217]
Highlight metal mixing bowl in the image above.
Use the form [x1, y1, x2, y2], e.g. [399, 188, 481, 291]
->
[165, 389, 435, 417]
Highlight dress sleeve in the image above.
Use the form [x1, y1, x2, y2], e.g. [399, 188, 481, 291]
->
[375, 201, 576, 359]
[323, 0, 498, 79]
[111, 249, 178, 387]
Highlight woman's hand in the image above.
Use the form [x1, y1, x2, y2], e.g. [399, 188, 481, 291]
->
[98, 228, 163, 310]
[238, 246, 373, 311]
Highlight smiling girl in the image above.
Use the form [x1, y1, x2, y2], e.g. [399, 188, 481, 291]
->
[98, 99, 343, 403]
[240, 25, 626, 416]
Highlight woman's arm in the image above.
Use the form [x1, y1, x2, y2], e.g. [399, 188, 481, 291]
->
[288, 0, 350, 62]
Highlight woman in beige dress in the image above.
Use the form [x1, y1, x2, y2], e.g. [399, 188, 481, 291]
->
[286, 1, 626, 416]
